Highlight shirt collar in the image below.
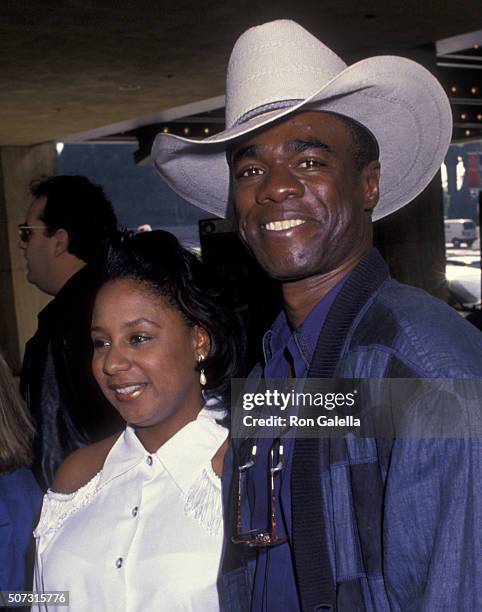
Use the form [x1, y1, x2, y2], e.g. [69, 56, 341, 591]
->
[262, 276, 347, 370]
[262, 310, 291, 364]
[98, 407, 228, 495]
[97, 426, 145, 488]
[295, 278, 346, 360]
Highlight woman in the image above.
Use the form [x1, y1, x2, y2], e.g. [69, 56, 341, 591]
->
[0, 351, 42, 591]
[34, 231, 244, 611]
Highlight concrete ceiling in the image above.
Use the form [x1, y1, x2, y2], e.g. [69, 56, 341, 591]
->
[1, 1, 482, 145]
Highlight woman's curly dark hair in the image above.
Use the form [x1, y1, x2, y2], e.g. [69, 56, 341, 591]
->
[102, 230, 245, 403]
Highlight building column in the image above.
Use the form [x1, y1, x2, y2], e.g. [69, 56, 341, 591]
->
[347, 45, 449, 301]
[374, 169, 447, 300]
[0, 144, 55, 373]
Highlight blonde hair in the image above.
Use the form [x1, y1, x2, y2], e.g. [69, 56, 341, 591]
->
[0, 351, 36, 473]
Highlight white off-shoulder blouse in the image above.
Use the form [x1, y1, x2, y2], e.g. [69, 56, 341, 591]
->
[34, 407, 228, 611]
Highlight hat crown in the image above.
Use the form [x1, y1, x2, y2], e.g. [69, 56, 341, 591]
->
[226, 20, 347, 128]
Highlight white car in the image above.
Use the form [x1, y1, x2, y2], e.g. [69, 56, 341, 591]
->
[444, 219, 477, 248]
[446, 258, 481, 308]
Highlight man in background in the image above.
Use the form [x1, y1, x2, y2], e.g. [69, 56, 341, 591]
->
[19, 175, 121, 489]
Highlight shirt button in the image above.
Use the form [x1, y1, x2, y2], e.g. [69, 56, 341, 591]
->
[146, 455, 153, 466]
[115, 557, 123, 568]
[132, 506, 138, 517]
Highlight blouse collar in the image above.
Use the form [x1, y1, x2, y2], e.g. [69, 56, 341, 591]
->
[98, 407, 228, 495]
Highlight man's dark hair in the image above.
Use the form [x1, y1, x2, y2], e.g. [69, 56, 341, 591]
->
[30, 175, 118, 264]
[103, 230, 246, 403]
[335, 113, 380, 171]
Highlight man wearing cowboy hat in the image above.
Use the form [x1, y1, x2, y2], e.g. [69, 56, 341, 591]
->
[153, 20, 482, 612]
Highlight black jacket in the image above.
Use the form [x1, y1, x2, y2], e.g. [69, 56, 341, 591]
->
[20, 266, 122, 490]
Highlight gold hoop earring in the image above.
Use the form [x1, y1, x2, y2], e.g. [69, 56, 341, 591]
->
[198, 355, 207, 386]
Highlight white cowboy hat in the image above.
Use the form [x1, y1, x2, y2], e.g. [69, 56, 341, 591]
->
[151, 19, 452, 221]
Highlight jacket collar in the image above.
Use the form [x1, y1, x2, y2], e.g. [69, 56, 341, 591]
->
[307, 248, 389, 378]
[38, 265, 100, 325]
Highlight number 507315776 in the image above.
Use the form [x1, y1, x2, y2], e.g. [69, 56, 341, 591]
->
[0, 591, 69, 607]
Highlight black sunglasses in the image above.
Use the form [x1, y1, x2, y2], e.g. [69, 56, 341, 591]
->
[18, 224, 46, 243]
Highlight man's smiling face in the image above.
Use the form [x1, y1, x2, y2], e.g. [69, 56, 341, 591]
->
[231, 111, 380, 282]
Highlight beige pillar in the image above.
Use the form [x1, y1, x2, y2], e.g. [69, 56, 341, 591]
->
[347, 45, 448, 301]
[0, 144, 55, 373]
[374, 169, 448, 301]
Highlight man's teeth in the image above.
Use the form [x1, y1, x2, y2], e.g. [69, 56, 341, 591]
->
[264, 219, 305, 231]
[116, 385, 143, 395]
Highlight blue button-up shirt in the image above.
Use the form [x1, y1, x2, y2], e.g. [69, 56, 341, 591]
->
[250, 281, 344, 611]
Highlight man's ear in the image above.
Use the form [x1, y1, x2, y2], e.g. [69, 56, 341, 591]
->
[362, 160, 381, 213]
[193, 325, 211, 359]
[52, 228, 70, 257]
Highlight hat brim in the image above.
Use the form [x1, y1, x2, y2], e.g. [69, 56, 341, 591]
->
[152, 55, 452, 221]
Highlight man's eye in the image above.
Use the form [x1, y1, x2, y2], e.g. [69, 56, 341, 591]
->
[130, 334, 151, 345]
[298, 159, 324, 169]
[92, 338, 109, 350]
[238, 165, 264, 178]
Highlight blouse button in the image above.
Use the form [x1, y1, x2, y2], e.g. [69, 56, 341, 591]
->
[115, 557, 123, 568]
[146, 455, 153, 466]
[132, 506, 139, 517]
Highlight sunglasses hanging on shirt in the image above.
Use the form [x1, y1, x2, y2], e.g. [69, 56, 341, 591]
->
[231, 440, 288, 548]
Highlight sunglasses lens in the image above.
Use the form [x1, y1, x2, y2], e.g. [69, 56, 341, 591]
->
[19, 228, 30, 242]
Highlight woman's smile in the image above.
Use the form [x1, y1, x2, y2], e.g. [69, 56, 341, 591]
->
[109, 382, 147, 402]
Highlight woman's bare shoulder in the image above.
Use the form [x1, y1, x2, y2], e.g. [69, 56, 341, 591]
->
[51, 432, 122, 494]
[211, 438, 229, 477]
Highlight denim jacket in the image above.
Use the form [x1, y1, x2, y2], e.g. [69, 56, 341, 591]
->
[220, 249, 482, 612]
